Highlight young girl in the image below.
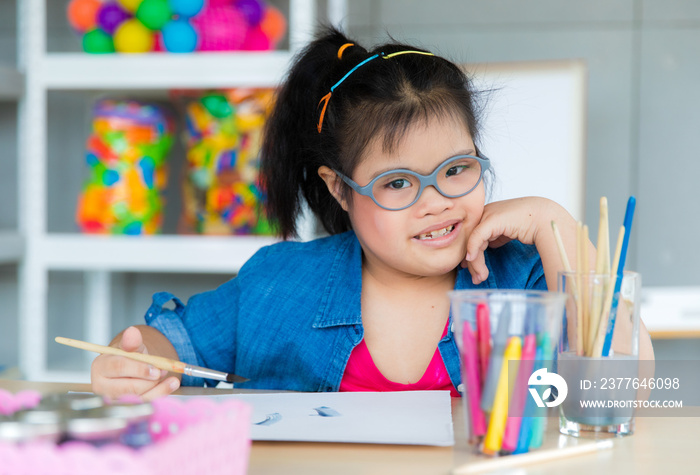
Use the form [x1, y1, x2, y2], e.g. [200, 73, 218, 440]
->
[91, 28, 653, 400]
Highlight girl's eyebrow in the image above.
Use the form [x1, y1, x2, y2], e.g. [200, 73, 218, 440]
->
[367, 149, 476, 178]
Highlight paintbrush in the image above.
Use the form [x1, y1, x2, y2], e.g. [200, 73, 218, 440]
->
[55, 336, 249, 383]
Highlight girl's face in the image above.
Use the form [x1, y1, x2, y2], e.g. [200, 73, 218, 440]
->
[343, 115, 485, 278]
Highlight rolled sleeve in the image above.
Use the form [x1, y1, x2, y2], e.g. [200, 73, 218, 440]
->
[145, 291, 203, 387]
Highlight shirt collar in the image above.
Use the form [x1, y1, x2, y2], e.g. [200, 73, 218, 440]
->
[312, 231, 364, 328]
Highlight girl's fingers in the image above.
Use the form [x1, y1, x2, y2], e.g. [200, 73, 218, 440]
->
[141, 377, 180, 401]
[120, 326, 148, 354]
[95, 354, 162, 381]
[466, 253, 489, 285]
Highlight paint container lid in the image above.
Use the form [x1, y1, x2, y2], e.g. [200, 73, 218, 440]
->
[66, 412, 130, 442]
[0, 418, 62, 443]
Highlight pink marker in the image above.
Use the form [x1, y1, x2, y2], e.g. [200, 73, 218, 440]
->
[501, 332, 537, 453]
[462, 320, 487, 439]
[476, 302, 491, 381]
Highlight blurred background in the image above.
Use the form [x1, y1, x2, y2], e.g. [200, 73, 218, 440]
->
[1, 0, 698, 381]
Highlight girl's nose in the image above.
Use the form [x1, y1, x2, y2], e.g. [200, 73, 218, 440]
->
[412, 184, 453, 215]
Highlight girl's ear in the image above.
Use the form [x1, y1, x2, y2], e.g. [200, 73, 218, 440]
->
[317, 166, 349, 211]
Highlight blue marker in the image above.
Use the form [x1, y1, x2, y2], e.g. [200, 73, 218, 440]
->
[602, 196, 636, 357]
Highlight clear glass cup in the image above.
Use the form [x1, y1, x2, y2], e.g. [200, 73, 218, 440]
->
[449, 289, 566, 455]
[557, 271, 642, 438]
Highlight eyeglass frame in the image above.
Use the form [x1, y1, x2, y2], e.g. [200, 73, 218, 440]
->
[332, 154, 491, 211]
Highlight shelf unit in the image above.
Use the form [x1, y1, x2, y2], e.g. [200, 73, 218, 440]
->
[0, 61, 23, 265]
[18, 0, 343, 382]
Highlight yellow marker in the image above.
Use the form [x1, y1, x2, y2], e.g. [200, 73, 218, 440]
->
[482, 336, 522, 455]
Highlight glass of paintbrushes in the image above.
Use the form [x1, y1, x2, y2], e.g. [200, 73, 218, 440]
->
[554, 196, 642, 438]
[449, 289, 566, 456]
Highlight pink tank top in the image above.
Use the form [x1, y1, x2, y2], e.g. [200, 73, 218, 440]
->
[340, 322, 460, 397]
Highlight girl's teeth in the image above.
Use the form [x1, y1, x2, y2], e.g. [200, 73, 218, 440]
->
[418, 225, 454, 240]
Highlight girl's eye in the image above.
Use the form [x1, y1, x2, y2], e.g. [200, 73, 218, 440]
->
[446, 165, 467, 177]
[386, 178, 411, 190]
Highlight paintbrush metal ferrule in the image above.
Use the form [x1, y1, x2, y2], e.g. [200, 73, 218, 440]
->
[183, 364, 249, 383]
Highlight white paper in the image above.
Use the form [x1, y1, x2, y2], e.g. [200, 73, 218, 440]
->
[174, 390, 454, 446]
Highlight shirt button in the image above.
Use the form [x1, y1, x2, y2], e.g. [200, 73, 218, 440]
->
[450, 323, 455, 333]
[457, 384, 465, 393]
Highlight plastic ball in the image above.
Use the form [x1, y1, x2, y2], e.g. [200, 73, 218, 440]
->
[82, 28, 116, 53]
[162, 19, 198, 53]
[136, 0, 173, 30]
[97, 2, 132, 35]
[234, 0, 264, 26]
[168, 0, 205, 18]
[114, 18, 155, 53]
[117, 0, 144, 13]
[192, 6, 247, 51]
[241, 25, 270, 51]
[67, 0, 101, 32]
[260, 5, 286, 44]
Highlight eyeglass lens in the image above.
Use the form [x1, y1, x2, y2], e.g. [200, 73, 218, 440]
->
[371, 156, 482, 210]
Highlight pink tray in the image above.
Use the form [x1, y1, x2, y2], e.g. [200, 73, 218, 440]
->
[0, 390, 252, 475]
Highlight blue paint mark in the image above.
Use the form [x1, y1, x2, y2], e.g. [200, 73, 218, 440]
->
[254, 413, 282, 426]
[313, 406, 341, 417]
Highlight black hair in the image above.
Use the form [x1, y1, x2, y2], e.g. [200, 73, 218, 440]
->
[260, 27, 485, 239]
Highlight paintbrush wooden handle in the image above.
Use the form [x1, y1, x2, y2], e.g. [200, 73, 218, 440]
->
[55, 336, 186, 374]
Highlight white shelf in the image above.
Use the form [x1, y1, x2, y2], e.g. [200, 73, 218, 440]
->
[40, 52, 294, 90]
[0, 231, 23, 264]
[0, 65, 23, 99]
[39, 234, 279, 274]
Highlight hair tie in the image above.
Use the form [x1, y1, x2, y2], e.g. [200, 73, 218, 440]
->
[317, 50, 435, 133]
[337, 43, 354, 59]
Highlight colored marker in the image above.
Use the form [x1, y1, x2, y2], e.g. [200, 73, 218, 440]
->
[476, 302, 491, 381]
[480, 304, 511, 412]
[482, 336, 522, 455]
[602, 196, 636, 357]
[501, 331, 536, 453]
[529, 332, 551, 450]
[462, 321, 487, 439]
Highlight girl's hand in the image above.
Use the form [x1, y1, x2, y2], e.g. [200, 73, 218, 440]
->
[462, 197, 575, 288]
[91, 326, 180, 401]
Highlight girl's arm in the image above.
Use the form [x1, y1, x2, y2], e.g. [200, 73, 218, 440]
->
[91, 325, 182, 401]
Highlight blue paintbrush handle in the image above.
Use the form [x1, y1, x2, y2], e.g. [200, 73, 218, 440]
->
[602, 196, 636, 356]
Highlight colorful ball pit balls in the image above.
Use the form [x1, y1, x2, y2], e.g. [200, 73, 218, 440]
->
[136, 0, 173, 30]
[190, 5, 247, 51]
[117, 0, 143, 13]
[241, 25, 270, 51]
[162, 19, 198, 53]
[234, 0, 265, 27]
[82, 28, 116, 53]
[168, 0, 205, 18]
[260, 5, 286, 44]
[97, 2, 132, 35]
[67, 0, 102, 32]
[114, 18, 155, 53]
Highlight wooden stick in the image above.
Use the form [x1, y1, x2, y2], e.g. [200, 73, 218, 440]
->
[551, 220, 573, 273]
[452, 440, 614, 474]
[591, 225, 625, 357]
[582, 224, 590, 351]
[55, 336, 188, 373]
[588, 197, 609, 356]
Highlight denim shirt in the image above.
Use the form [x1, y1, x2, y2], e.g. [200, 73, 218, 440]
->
[145, 230, 546, 392]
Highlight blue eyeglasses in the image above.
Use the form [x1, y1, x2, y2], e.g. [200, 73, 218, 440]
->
[333, 154, 490, 211]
